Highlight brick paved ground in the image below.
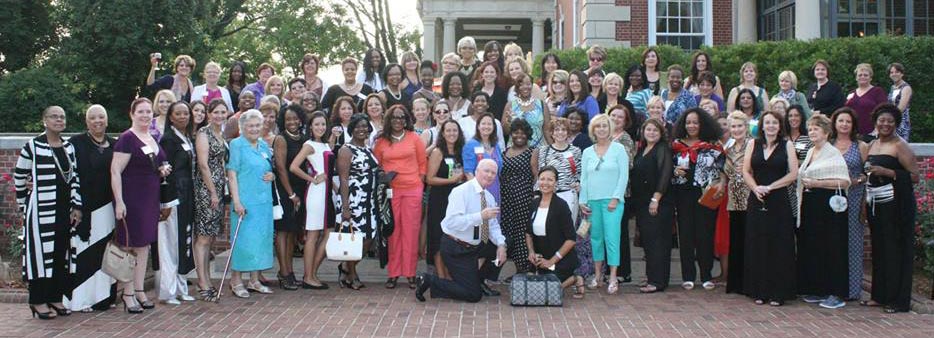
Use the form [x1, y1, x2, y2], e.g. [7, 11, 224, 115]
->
[1, 280, 934, 338]
[2, 247, 934, 338]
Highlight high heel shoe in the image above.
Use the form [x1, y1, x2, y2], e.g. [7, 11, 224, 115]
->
[47, 303, 71, 316]
[121, 294, 143, 314]
[29, 305, 55, 320]
[135, 290, 155, 309]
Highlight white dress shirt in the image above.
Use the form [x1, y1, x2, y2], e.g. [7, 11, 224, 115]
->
[441, 178, 506, 247]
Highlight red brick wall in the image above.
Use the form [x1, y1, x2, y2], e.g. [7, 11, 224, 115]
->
[615, 0, 648, 45]
[712, 0, 733, 45]
[0, 149, 20, 228]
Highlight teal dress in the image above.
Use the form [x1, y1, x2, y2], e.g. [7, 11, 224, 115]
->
[227, 136, 274, 272]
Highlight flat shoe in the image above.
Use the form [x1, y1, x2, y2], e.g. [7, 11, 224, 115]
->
[859, 300, 882, 307]
[230, 284, 250, 298]
[681, 281, 695, 290]
[247, 281, 274, 294]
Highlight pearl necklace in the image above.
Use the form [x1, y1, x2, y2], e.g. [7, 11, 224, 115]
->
[516, 96, 534, 109]
[387, 88, 402, 101]
[391, 132, 405, 141]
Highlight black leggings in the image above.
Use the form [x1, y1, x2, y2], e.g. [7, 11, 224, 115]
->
[674, 186, 717, 283]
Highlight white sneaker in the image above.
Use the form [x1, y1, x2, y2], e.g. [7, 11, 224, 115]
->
[702, 281, 716, 290]
[162, 298, 181, 305]
[178, 294, 196, 302]
[681, 281, 695, 290]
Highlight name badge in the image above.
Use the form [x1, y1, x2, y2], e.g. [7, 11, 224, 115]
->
[474, 146, 484, 154]
[141, 145, 154, 155]
[386, 188, 393, 199]
[261, 152, 269, 160]
[181, 143, 191, 151]
[795, 142, 807, 150]
[444, 158, 455, 166]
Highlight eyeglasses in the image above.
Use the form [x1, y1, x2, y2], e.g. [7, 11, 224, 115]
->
[551, 81, 565, 85]
[390, 115, 406, 120]
[590, 57, 603, 62]
[434, 110, 450, 114]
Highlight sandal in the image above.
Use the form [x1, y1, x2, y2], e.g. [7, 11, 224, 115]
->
[351, 278, 365, 290]
[407, 277, 417, 290]
[134, 290, 155, 309]
[572, 277, 585, 299]
[247, 280, 274, 294]
[769, 300, 784, 307]
[607, 281, 619, 295]
[640, 284, 659, 293]
[230, 283, 250, 298]
[385, 277, 398, 289]
[754, 299, 765, 305]
[278, 274, 299, 291]
[586, 277, 602, 290]
[197, 287, 217, 301]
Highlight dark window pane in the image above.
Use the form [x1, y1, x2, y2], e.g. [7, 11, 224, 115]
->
[692, 18, 703, 32]
[670, 19, 679, 33]
[839, 0, 850, 14]
[681, 18, 691, 33]
[681, 2, 691, 16]
[658, 18, 668, 32]
[912, 19, 927, 36]
[866, 22, 879, 35]
[890, 0, 906, 17]
[669, 2, 679, 16]
[693, 1, 703, 17]
[867, 0, 878, 14]
[658, 1, 667, 16]
[887, 19, 906, 35]
[839, 22, 852, 36]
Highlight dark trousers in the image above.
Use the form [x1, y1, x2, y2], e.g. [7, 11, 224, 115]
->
[726, 211, 746, 294]
[29, 226, 70, 305]
[636, 201, 674, 290]
[425, 236, 491, 303]
[868, 200, 914, 311]
[674, 186, 717, 283]
[619, 200, 633, 278]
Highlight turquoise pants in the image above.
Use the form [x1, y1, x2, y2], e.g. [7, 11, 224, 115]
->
[588, 198, 623, 267]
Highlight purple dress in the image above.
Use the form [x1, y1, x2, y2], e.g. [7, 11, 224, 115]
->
[113, 131, 165, 247]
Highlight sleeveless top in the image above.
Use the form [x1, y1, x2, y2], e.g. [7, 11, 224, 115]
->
[509, 98, 545, 147]
[750, 139, 788, 189]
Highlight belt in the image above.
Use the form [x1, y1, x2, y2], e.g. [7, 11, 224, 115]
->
[445, 234, 477, 248]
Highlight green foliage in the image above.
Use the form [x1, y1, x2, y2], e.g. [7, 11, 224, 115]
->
[0, 66, 86, 133]
[537, 36, 934, 141]
[210, 0, 365, 77]
[0, 0, 57, 74]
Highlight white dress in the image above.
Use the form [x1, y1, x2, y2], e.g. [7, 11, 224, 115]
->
[304, 140, 333, 230]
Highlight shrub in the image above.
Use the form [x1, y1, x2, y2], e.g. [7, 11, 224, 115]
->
[0, 66, 87, 133]
[537, 36, 934, 141]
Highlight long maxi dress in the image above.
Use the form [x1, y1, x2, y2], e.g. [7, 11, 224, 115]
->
[67, 133, 117, 311]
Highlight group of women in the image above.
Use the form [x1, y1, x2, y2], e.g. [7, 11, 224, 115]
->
[13, 42, 919, 318]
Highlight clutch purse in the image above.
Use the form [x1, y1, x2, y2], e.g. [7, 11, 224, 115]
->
[576, 218, 591, 237]
[698, 183, 724, 209]
[102, 219, 137, 283]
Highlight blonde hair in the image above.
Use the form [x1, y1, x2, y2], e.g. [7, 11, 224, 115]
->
[264, 75, 285, 98]
[548, 70, 570, 98]
[441, 52, 461, 67]
[174, 54, 196, 71]
[699, 98, 717, 110]
[854, 63, 873, 76]
[506, 57, 531, 76]
[400, 51, 420, 66]
[504, 43, 524, 60]
[739, 62, 758, 81]
[588, 114, 614, 142]
[586, 45, 607, 59]
[777, 70, 798, 88]
[153, 90, 177, 115]
[768, 97, 789, 112]
[807, 113, 832, 135]
[728, 110, 749, 124]
[203, 61, 222, 75]
[646, 96, 665, 110]
[603, 72, 623, 91]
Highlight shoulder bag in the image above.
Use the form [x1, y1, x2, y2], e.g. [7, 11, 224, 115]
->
[101, 219, 137, 283]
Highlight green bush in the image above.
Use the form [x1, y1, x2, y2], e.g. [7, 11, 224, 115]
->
[537, 36, 934, 142]
[0, 66, 87, 133]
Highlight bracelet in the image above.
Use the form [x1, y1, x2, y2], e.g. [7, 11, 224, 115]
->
[650, 198, 659, 203]
[288, 193, 297, 199]
[554, 251, 563, 259]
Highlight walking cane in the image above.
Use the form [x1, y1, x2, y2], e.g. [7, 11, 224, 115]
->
[210, 213, 245, 302]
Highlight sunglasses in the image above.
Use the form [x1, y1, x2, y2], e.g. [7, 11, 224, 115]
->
[434, 109, 450, 114]
[590, 57, 603, 62]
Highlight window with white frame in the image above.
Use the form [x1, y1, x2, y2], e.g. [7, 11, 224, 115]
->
[649, 0, 712, 50]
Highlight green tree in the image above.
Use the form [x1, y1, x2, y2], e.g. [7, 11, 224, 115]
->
[347, 0, 420, 62]
[0, 0, 58, 74]
[210, 0, 365, 76]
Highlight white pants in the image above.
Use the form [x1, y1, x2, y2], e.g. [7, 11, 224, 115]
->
[557, 190, 579, 225]
[157, 208, 189, 300]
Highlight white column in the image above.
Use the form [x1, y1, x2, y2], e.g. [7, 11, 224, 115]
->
[442, 17, 457, 56]
[734, 0, 757, 43]
[422, 18, 437, 62]
[795, 0, 821, 40]
[532, 18, 545, 58]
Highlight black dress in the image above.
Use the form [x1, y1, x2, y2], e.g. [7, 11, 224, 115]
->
[69, 133, 117, 310]
[743, 140, 796, 301]
[274, 134, 309, 232]
[159, 128, 196, 275]
[797, 186, 849, 299]
[630, 143, 674, 290]
[380, 88, 413, 111]
[806, 80, 845, 116]
[321, 84, 374, 114]
[499, 148, 535, 273]
[866, 154, 916, 312]
[426, 152, 462, 263]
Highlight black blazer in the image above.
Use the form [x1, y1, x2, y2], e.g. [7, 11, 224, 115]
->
[158, 127, 195, 205]
[526, 195, 579, 272]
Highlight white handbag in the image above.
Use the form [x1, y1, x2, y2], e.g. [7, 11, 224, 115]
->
[326, 222, 363, 261]
[829, 183, 847, 213]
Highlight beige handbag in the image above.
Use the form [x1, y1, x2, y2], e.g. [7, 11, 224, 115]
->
[576, 218, 591, 238]
[102, 220, 137, 283]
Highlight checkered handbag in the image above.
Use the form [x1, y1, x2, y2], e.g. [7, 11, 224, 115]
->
[510, 273, 563, 307]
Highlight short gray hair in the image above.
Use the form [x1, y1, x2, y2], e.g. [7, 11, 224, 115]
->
[238, 109, 264, 130]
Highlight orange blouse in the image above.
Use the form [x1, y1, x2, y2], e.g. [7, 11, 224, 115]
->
[373, 131, 427, 190]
